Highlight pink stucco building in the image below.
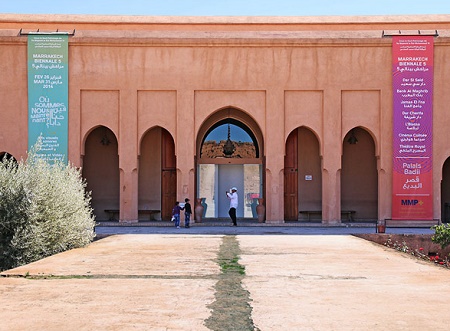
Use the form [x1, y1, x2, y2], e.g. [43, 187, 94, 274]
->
[1, 14, 450, 225]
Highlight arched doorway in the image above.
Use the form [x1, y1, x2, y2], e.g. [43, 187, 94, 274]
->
[341, 127, 378, 220]
[82, 126, 120, 221]
[0, 152, 16, 163]
[139, 127, 176, 221]
[440, 157, 450, 222]
[284, 127, 322, 221]
[196, 108, 264, 220]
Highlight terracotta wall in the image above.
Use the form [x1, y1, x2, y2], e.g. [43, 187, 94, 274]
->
[2, 14, 450, 223]
[0, 42, 27, 158]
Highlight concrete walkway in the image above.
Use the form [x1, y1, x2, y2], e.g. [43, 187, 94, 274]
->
[1, 227, 449, 330]
[94, 221, 435, 236]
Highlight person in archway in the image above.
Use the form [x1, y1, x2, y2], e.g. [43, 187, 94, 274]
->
[184, 198, 192, 228]
[226, 187, 238, 226]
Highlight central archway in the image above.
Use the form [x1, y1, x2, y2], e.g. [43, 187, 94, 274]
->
[196, 107, 264, 220]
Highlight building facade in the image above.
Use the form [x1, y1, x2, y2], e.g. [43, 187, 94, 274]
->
[1, 14, 450, 225]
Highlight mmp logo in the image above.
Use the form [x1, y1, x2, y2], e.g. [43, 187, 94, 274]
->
[401, 199, 424, 206]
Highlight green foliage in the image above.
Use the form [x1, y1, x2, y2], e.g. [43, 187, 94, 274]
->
[0, 142, 95, 270]
[432, 223, 450, 250]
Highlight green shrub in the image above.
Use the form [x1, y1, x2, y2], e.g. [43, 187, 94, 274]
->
[0, 143, 95, 270]
[432, 223, 450, 250]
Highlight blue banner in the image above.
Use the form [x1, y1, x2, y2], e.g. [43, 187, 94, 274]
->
[28, 35, 68, 163]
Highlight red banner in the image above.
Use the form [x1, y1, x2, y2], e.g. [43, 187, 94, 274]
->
[392, 36, 433, 220]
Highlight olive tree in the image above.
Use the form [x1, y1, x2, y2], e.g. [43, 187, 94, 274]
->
[0, 144, 95, 270]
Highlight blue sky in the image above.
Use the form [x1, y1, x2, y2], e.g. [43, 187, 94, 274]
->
[1, 0, 449, 16]
[205, 124, 252, 143]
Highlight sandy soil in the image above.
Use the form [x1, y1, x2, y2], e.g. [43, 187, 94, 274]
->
[1, 234, 450, 330]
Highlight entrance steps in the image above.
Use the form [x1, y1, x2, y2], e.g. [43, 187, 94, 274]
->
[95, 219, 382, 228]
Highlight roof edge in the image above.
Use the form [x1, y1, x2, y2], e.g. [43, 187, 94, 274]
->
[1, 13, 450, 25]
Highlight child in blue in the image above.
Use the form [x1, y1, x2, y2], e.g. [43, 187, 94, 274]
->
[172, 201, 183, 228]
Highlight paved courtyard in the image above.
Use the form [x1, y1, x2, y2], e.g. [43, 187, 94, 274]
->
[1, 230, 449, 330]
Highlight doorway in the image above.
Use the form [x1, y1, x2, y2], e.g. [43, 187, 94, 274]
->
[82, 126, 120, 221]
[196, 108, 264, 220]
[284, 127, 322, 221]
[218, 165, 244, 217]
[341, 127, 378, 220]
[441, 157, 450, 222]
[139, 127, 176, 221]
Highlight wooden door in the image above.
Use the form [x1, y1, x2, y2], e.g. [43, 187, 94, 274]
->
[161, 129, 176, 220]
[162, 170, 176, 220]
[284, 129, 298, 221]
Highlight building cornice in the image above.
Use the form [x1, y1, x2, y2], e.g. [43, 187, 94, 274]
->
[1, 14, 450, 32]
[2, 29, 450, 48]
[1, 14, 450, 24]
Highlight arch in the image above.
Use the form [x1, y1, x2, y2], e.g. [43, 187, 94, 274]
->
[341, 127, 378, 220]
[0, 152, 16, 163]
[201, 120, 259, 158]
[285, 127, 322, 221]
[139, 126, 176, 221]
[196, 107, 264, 159]
[342, 125, 380, 158]
[81, 126, 120, 221]
[138, 125, 175, 158]
[286, 125, 322, 155]
[81, 125, 118, 156]
[196, 107, 264, 220]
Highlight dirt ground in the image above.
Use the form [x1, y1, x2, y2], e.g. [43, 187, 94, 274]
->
[1, 234, 450, 330]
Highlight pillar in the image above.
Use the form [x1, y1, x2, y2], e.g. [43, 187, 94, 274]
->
[119, 88, 138, 222]
[322, 89, 342, 224]
[176, 89, 195, 208]
[266, 88, 285, 223]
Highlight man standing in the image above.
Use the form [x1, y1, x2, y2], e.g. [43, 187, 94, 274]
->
[226, 187, 238, 226]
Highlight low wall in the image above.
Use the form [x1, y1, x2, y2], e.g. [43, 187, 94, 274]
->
[355, 234, 450, 258]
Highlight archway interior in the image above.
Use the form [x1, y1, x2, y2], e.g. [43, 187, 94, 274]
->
[0, 152, 16, 163]
[82, 126, 119, 221]
[440, 157, 450, 222]
[341, 127, 378, 220]
[139, 127, 176, 221]
[139, 128, 162, 220]
[285, 127, 322, 221]
[198, 164, 262, 219]
[198, 112, 263, 220]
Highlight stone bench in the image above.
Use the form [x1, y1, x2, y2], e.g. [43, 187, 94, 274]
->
[299, 210, 356, 221]
[104, 209, 161, 221]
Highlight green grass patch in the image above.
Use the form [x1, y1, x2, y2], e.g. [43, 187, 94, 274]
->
[205, 235, 259, 331]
